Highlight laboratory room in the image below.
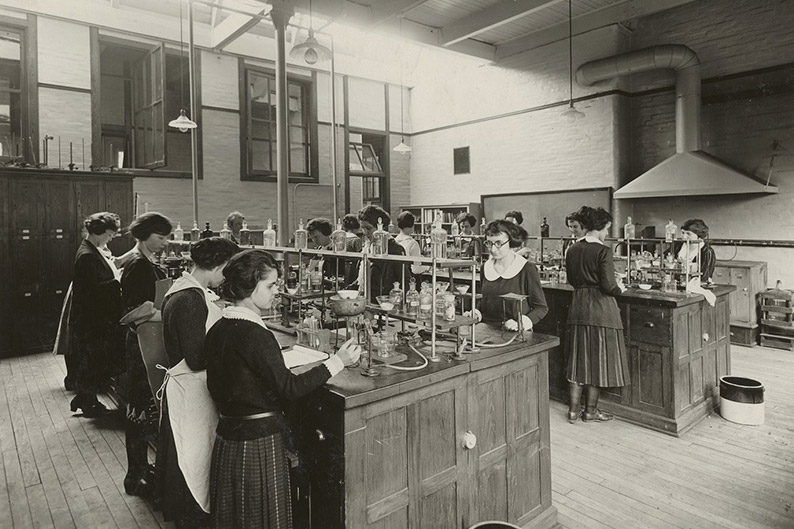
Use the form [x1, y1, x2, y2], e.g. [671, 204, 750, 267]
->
[1, 0, 793, 528]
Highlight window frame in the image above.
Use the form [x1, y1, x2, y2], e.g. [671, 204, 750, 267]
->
[240, 62, 318, 183]
[0, 18, 32, 164]
[348, 129, 387, 206]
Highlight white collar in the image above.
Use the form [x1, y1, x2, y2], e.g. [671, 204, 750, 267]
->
[222, 305, 267, 329]
[584, 235, 605, 246]
[394, 233, 412, 242]
[484, 253, 527, 281]
[165, 272, 203, 297]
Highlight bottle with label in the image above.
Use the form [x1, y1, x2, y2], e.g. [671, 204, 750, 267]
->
[405, 278, 420, 316]
[190, 221, 200, 242]
[389, 281, 403, 311]
[387, 220, 399, 236]
[299, 264, 310, 293]
[200, 222, 213, 239]
[239, 221, 250, 246]
[450, 221, 460, 258]
[286, 266, 298, 291]
[665, 219, 677, 242]
[294, 218, 308, 250]
[430, 211, 448, 259]
[540, 217, 549, 238]
[263, 219, 277, 248]
[418, 283, 433, 320]
[372, 218, 389, 256]
[624, 216, 635, 239]
[331, 218, 346, 253]
[173, 222, 184, 241]
[220, 221, 232, 240]
[559, 268, 568, 284]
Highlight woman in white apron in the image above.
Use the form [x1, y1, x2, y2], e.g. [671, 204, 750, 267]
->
[157, 237, 239, 529]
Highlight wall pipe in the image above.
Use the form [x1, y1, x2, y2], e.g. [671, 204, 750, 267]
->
[576, 45, 701, 153]
[188, 0, 200, 226]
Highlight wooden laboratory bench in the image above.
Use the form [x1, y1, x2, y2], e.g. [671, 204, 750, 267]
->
[285, 325, 560, 529]
[536, 284, 735, 436]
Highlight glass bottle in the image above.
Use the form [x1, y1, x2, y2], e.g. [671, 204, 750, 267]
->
[430, 211, 448, 259]
[294, 218, 308, 250]
[299, 264, 310, 293]
[389, 281, 403, 311]
[387, 220, 399, 236]
[263, 219, 277, 248]
[173, 222, 183, 241]
[200, 222, 213, 239]
[405, 278, 420, 317]
[443, 293, 456, 321]
[418, 283, 433, 320]
[220, 221, 232, 240]
[540, 217, 549, 238]
[372, 218, 389, 256]
[239, 220, 250, 246]
[665, 219, 677, 242]
[450, 221, 460, 258]
[624, 216, 635, 239]
[190, 221, 200, 242]
[331, 218, 346, 253]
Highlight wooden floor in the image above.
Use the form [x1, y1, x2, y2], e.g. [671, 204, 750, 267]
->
[1, 345, 793, 529]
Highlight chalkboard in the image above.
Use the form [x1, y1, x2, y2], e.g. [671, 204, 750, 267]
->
[481, 187, 612, 237]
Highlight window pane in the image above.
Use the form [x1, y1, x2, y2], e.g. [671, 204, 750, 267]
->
[0, 29, 21, 90]
[251, 120, 270, 141]
[142, 56, 152, 105]
[152, 46, 163, 102]
[251, 139, 271, 172]
[249, 73, 271, 120]
[153, 101, 164, 164]
[349, 144, 364, 171]
[290, 141, 306, 173]
[143, 107, 153, 165]
[0, 91, 20, 154]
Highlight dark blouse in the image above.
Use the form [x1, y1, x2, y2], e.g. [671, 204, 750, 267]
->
[206, 319, 331, 418]
[367, 238, 406, 301]
[479, 260, 548, 324]
[565, 240, 623, 328]
[70, 239, 122, 330]
[121, 254, 167, 313]
[700, 243, 716, 282]
[162, 289, 208, 370]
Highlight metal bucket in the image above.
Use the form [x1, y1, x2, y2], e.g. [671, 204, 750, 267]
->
[719, 376, 764, 425]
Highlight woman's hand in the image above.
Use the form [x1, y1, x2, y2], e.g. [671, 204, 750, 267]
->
[505, 315, 532, 331]
[335, 338, 362, 366]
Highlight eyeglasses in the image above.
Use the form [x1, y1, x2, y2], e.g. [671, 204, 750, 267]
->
[484, 240, 510, 250]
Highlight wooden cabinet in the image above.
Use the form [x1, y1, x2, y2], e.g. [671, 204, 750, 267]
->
[0, 169, 134, 357]
[400, 202, 482, 235]
[291, 334, 558, 529]
[713, 260, 767, 346]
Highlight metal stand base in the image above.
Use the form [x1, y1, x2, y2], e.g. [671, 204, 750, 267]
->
[428, 355, 442, 363]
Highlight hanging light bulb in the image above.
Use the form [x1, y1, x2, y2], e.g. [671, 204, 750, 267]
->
[394, 138, 412, 154]
[169, 1, 197, 132]
[304, 47, 319, 65]
[289, 0, 331, 65]
[169, 109, 198, 132]
[560, 0, 585, 122]
[393, 17, 411, 155]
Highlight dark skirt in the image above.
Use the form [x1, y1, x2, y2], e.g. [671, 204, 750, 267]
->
[210, 422, 293, 529]
[566, 324, 629, 387]
[71, 321, 125, 394]
[157, 395, 211, 528]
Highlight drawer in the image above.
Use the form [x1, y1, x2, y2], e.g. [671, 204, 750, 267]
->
[629, 306, 671, 345]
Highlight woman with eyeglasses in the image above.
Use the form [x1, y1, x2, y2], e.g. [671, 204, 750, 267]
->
[475, 220, 547, 331]
[564, 206, 628, 424]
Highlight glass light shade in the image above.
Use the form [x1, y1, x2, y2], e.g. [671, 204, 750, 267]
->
[560, 104, 585, 123]
[168, 109, 197, 132]
[393, 139, 412, 154]
[289, 30, 332, 64]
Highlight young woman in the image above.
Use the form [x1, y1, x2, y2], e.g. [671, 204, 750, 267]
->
[680, 218, 716, 283]
[158, 237, 239, 529]
[121, 212, 172, 496]
[206, 249, 361, 529]
[565, 207, 629, 423]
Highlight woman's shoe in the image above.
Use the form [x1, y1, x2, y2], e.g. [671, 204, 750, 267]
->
[567, 410, 581, 424]
[81, 402, 109, 418]
[69, 396, 82, 413]
[124, 474, 155, 497]
[582, 409, 614, 422]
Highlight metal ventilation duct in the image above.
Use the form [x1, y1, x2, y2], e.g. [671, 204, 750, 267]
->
[576, 45, 778, 199]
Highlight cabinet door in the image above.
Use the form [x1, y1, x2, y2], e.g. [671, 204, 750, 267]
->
[629, 341, 671, 416]
[73, 181, 104, 233]
[0, 236, 10, 355]
[469, 354, 550, 527]
[345, 376, 469, 529]
[10, 179, 43, 235]
[729, 267, 751, 322]
[10, 292, 42, 353]
[712, 266, 729, 286]
[105, 180, 133, 225]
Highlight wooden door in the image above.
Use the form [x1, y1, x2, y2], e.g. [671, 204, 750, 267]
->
[729, 267, 751, 322]
[629, 341, 671, 416]
[10, 179, 44, 235]
[468, 354, 551, 527]
[0, 236, 10, 356]
[73, 180, 104, 233]
[345, 375, 469, 529]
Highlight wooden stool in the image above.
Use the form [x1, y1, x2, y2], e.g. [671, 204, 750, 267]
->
[759, 289, 794, 351]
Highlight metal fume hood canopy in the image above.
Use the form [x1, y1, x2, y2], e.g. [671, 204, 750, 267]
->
[614, 151, 779, 199]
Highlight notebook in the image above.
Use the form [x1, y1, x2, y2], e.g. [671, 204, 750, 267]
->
[283, 345, 329, 369]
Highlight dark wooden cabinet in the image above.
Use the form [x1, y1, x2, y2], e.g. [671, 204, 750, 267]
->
[0, 169, 134, 357]
[713, 260, 767, 346]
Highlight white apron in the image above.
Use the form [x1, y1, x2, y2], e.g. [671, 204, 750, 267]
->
[160, 273, 223, 513]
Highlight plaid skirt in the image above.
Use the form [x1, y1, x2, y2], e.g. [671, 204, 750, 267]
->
[210, 427, 293, 529]
[566, 324, 629, 387]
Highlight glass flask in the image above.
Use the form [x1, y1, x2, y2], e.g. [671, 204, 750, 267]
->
[331, 218, 346, 253]
[220, 221, 232, 240]
[173, 222, 184, 241]
[263, 219, 277, 248]
[372, 218, 389, 256]
[294, 218, 308, 250]
[418, 283, 433, 320]
[624, 217, 635, 239]
[430, 211, 448, 260]
[405, 278, 420, 316]
[190, 221, 200, 242]
[389, 281, 403, 311]
[239, 220, 250, 245]
[665, 219, 677, 242]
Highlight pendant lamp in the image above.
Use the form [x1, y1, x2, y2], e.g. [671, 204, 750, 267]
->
[560, 0, 584, 122]
[169, 0, 197, 132]
[393, 17, 411, 154]
[289, 0, 331, 65]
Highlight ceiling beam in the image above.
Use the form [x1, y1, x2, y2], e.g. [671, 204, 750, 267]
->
[370, 0, 432, 27]
[495, 0, 699, 61]
[375, 16, 496, 62]
[211, 4, 269, 49]
[442, 0, 562, 47]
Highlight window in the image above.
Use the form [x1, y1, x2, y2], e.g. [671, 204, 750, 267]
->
[348, 132, 385, 208]
[98, 40, 192, 175]
[243, 67, 312, 180]
[453, 146, 470, 175]
[0, 27, 23, 158]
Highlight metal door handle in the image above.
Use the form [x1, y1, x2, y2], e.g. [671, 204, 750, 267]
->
[462, 430, 477, 449]
[24, 292, 32, 297]
[742, 288, 748, 292]
[644, 322, 655, 328]
[316, 429, 326, 442]
[55, 289, 63, 295]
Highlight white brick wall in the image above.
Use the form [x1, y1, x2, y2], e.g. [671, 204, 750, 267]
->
[200, 51, 239, 110]
[37, 18, 90, 89]
[39, 88, 92, 169]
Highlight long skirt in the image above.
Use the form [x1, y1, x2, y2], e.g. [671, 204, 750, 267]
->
[566, 324, 629, 387]
[210, 422, 292, 529]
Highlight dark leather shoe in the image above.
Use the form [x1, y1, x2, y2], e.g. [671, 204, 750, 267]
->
[124, 474, 155, 497]
[70, 396, 82, 412]
[567, 410, 581, 424]
[81, 402, 109, 418]
[582, 409, 614, 422]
